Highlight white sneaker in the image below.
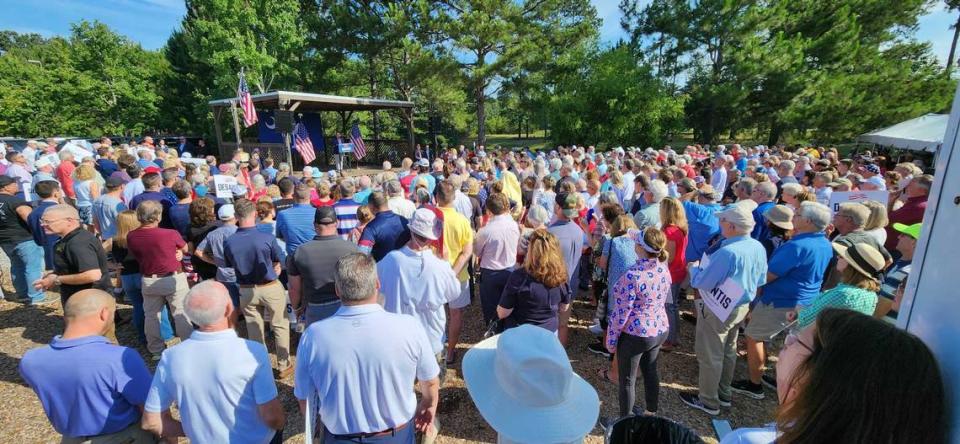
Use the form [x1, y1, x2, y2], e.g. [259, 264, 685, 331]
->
[588, 323, 603, 335]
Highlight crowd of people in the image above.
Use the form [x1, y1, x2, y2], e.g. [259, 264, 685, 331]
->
[0, 138, 948, 443]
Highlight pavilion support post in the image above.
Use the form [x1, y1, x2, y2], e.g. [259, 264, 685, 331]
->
[230, 99, 243, 154]
[213, 106, 225, 159]
[404, 108, 416, 159]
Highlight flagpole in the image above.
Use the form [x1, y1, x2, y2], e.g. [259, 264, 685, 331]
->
[231, 69, 245, 155]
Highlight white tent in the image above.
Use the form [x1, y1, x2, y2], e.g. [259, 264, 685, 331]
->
[858, 113, 948, 153]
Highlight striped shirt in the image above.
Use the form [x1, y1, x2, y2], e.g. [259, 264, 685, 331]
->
[276, 203, 317, 256]
[334, 198, 361, 240]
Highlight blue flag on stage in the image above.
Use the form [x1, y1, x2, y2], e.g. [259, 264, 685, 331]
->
[257, 111, 326, 152]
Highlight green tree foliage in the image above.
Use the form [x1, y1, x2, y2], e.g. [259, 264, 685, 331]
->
[547, 45, 685, 146]
[623, 0, 956, 145]
[0, 21, 165, 137]
[437, 0, 600, 145]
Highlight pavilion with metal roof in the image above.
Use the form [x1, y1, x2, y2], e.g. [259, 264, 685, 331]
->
[208, 91, 415, 168]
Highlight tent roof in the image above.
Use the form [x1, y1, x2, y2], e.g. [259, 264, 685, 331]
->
[858, 113, 948, 153]
[208, 90, 413, 112]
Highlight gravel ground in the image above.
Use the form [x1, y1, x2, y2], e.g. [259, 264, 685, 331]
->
[0, 285, 777, 443]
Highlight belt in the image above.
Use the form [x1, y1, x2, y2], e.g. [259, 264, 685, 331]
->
[307, 299, 340, 306]
[239, 280, 279, 288]
[144, 271, 181, 279]
[332, 421, 408, 439]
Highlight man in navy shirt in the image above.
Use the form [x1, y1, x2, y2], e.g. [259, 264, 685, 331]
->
[733, 201, 833, 399]
[358, 192, 410, 261]
[20, 289, 154, 442]
[27, 180, 62, 270]
[223, 198, 291, 378]
[750, 181, 777, 243]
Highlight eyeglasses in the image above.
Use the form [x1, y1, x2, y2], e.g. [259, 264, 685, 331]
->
[784, 332, 814, 353]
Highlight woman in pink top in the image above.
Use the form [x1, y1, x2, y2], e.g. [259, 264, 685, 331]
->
[659, 197, 689, 350]
[606, 227, 671, 418]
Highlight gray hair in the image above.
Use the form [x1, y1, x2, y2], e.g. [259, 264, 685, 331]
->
[45, 203, 79, 220]
[798, 201, 832, 231]
[335, 253, 378, 302]
[184, 280, 230, 327]
[340, 178, 356, 195]
[384, 180, 403, 197]
[526, 204, 550, 228]
[755, 181, 777, 200]
[779, 160, 796, 173]
[837, 202, 870, 229]
[251, 174, 266, 190]
[647, 179, 668, 203]
[737, 178, 757, 196]
[136, 200, 163, 224]
[549, 158, 562, 172]
[597, 191, 619, 206]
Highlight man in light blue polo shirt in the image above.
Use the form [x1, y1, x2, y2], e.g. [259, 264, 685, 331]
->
[276, 184, 317, 256]
[143, 280, 285, 444]
[732, 201, 833, 400]
[295, 253, 440, 443]
[681, 185, 723, 262]
[679, 201, 767, 416]
[20, 289, 155, 442]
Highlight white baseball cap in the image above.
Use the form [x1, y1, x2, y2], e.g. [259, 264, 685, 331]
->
[217, 204, 235, 221]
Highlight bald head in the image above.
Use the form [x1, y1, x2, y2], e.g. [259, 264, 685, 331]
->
[64, 289, 115, 319]
[184, 280, 231, 328]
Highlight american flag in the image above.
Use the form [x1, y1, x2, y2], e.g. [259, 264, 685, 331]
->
[350, 123, 366, 160]
[238, 71, 258, 127]
[293, 122, 316, 164]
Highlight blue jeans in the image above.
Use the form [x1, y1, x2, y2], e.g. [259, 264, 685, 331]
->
[666, 283, 682, 345]
[224, 281, 241, 309]
[121, 273, 173, 345]
[305, 300, 341, 327]
[2, 240, 45, 303]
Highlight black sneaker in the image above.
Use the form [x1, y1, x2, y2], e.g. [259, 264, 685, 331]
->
[587, 342, 612, 358]
[761, 374, 778, 391]
[730, 379, 765, 400]
[678, 392, 720, 415]
[718, 395, 732, 408]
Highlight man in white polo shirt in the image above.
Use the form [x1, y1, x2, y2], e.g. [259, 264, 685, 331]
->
[295, 253, 440, 444]
[142, 280, 285, 443]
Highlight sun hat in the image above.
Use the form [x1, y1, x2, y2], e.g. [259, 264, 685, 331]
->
[715, 201, 756, 231]
[462, 324, 599, 444]
[311, 169, 323, 179]
[314, 206, 337, 225]
[408, 208, 440, 240]
[833, 242, 885, 280]
[555, 192, 579, 218]
[764, 204, 794, 230]
[217, 204, 235, 221]
[893, 222, 922, 240]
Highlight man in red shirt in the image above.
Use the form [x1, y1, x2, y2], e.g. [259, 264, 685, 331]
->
[885, 174, 932, 251]
[126, 200, 193, 360]
[56, 151, 77, 204]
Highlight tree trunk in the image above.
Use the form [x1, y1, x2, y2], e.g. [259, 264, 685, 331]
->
[404, 109, 416, 159]
[476, 89, 487, 147]
[948, 14, 960, 75]
[767, 115, 783, 147]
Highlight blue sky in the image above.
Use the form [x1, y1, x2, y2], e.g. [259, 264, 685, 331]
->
[0, 0, 954, 63]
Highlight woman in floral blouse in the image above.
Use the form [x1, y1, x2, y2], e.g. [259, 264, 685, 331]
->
[605, 227, 672, 418]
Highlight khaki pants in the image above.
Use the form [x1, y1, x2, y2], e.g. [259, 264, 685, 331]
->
[240, 281, 290, 369]
[142, 273, 193, 354]
[694, 299, 750, 410]
[61, 421, 157, 443]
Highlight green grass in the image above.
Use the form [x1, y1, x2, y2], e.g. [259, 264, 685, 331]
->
[462, 132, 550, 151]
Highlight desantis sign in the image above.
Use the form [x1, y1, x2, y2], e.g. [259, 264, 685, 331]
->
[828, 190, 890, 212]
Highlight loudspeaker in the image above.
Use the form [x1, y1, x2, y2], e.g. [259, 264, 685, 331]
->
[274, 111, 294, 133]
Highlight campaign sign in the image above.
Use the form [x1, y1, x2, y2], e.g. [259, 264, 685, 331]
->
[828, 190, 889, 213]
[338, 143, 354, 154]
[213, 175, 237, 199]
[699, 278, 745, 322]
